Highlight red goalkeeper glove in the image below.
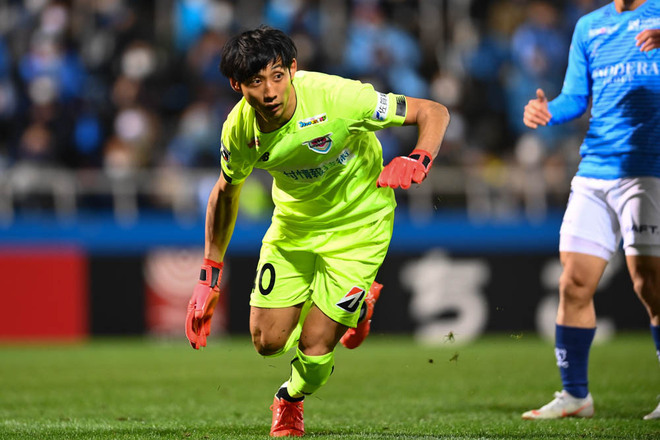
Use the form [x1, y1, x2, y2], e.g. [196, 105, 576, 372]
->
[185, 259, 223, 349]
[377, 149, 433, 189]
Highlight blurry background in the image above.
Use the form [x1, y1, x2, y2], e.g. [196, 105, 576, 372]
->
[0, 0, 646, 344]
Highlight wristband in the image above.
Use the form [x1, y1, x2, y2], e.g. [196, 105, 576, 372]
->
[200, 259, 224, 288]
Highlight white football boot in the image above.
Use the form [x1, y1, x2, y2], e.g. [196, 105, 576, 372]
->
[522, 390, 594, 420]
[643, 401, 660, 420]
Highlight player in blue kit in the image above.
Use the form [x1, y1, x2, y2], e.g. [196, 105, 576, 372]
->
[522, 0, 660, 420]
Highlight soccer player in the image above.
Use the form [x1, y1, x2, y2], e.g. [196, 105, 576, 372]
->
[521, 0, 660, 420]
[185, 26, 450, 436]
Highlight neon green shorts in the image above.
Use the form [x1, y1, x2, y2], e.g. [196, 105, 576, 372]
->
[249, 211, 394, 327]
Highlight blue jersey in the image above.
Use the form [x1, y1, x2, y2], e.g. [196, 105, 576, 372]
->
[549, 0, 660, 179]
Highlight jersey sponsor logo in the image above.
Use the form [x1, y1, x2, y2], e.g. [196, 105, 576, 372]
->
[247, 137, 260, 149]
[372, 92, 389, 121]
[628, 17, 660, 32]
[282, 148, 352, 180]
[335, 287, 366, 313]
[303, 133, 333, 154]
[629, 223, 659, 234]
[298, 113, 327, 129]
[588, 25, 619, 38]
[592, 61, 659, 84]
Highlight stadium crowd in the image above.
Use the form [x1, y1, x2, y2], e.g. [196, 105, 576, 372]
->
[0, 0, 609, 219]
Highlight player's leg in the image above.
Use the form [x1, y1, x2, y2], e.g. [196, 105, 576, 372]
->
[247, 242, 315, 437]
[522, 248, 606, 420]
[271, 214, 393, 436]
[628, 254, 660, 420]
[286, 304, 348, 396]
[523, 177, 616, 420]
[282, 213, 392, 394]
[626, 254, 660, 326]
[250, 305, 304, 356]
[618, 177, 660, 419]
[249, 242, 315, 359]
[269, 304, 347, 437]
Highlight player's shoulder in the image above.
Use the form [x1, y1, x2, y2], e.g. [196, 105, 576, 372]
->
[295, 70, 376, 112]
[295, 70, 371, 94]
[222, 99, 254, 147]
[569, 2, 615, 42]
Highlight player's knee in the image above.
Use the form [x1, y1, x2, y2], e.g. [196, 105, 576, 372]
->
[558, 271, 594, 307]
[251, 331, 286, 357]
[630, 269, 660, 310]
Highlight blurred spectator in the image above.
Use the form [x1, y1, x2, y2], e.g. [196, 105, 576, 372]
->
[18, 33, 86, 104]
[165, 100, 220, 167]
[0, 0, 614, 221]
[17, 122, 53, 164]
[506, 1, 569, 139]
[342, 1, 428, 98]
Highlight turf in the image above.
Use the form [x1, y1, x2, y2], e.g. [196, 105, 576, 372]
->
[1, 333, 658, 439]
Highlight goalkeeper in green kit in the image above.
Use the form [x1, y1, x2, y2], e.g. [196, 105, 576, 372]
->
[185, 26, 450, 437]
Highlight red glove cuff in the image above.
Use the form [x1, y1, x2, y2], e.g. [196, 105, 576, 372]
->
[200, 259, 224, 288]
[408, 149, 433, 172]
[202, 259, 223, 270]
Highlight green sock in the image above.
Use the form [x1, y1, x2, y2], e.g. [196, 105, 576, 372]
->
[287, 347, 335, 397]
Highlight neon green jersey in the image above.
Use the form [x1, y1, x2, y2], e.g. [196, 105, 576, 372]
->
[220, 70, 407, 231]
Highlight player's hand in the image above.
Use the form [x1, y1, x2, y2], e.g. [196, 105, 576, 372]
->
[523, 88, 552, 129]
[636, 29, 660, 52]
[185, 259, 223, 350]
[378, 149, 433, 189]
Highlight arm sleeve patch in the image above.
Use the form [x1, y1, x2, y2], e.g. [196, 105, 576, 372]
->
[395, 95, 406, 117]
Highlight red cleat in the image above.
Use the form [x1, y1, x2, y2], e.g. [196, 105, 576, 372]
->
[270, 396, 304, 437]
[340, 282, 382, 349]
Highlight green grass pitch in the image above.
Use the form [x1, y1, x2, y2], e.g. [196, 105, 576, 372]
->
[1, 333, 659, 439]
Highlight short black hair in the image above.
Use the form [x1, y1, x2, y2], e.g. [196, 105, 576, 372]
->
[220, 26, 297, 83]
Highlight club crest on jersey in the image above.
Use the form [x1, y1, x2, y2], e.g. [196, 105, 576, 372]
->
[298, 113, 327, 129]
[335, 286, 366, 313]
[303, 133, 333, 154]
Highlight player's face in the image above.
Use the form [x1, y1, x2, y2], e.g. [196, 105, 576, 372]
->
[231, 58, 298, 132]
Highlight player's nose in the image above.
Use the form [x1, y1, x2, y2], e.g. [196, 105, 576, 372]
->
[263, 80, 277, 100]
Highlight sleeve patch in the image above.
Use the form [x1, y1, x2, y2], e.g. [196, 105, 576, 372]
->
[221, 141, 231, 162]
[371, 92, 389, 121]
[395, 95, 406, 117]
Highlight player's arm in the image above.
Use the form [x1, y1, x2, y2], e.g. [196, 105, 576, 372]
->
[378, 97, 449, 189]
[403, 97, 450, 159]
[205, 173, 244, 263]
[524, 88, 589, 129]
[186, 172, 244, 350]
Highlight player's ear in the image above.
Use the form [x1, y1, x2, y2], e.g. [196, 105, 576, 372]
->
[289, 58, 297, 80]
[229, 78, 242, 93]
